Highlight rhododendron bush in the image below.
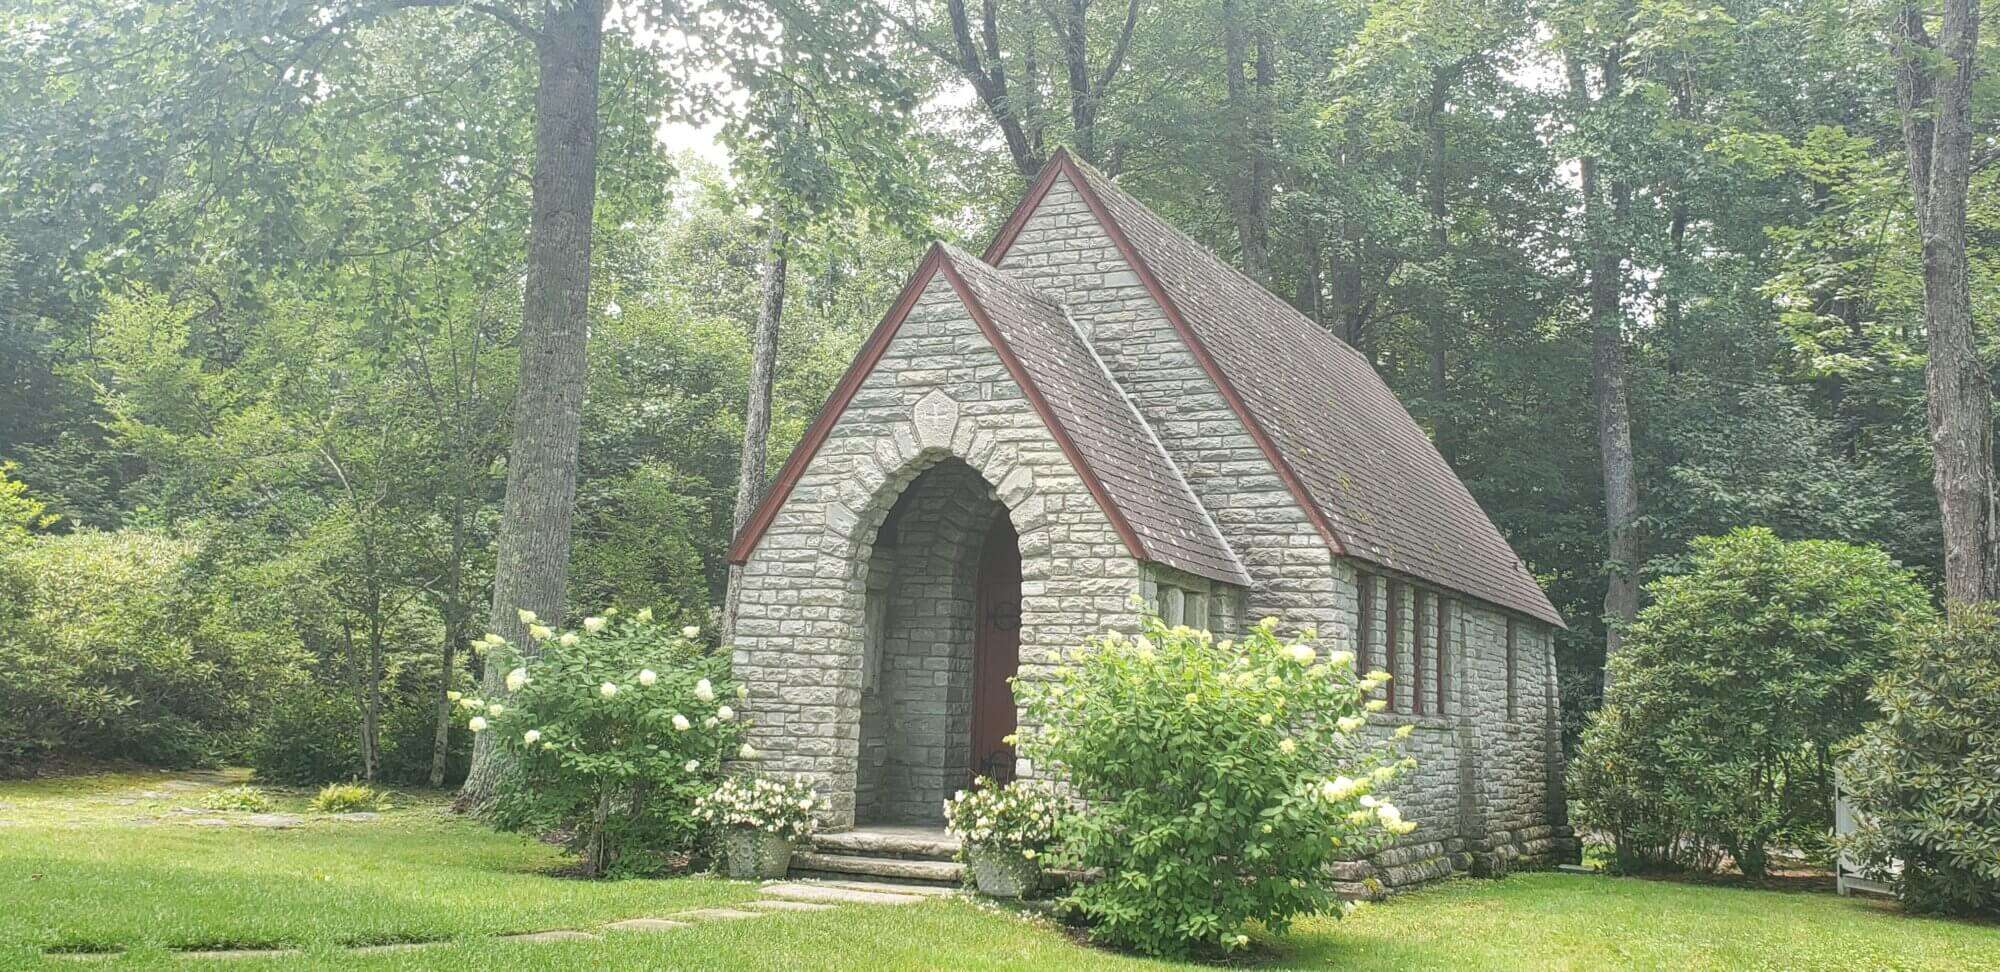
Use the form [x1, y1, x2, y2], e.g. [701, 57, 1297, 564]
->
[1015, 612, 1415, 957]
[466, 609, 747, 877]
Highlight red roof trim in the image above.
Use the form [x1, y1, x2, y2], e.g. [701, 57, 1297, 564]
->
[728, 244, 1154, 569]
[980, 155, 1069, 264]
[995, 150, 1347, 557]
[727, 247, 947, 564]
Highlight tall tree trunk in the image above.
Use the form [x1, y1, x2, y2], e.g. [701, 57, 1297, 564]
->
[1423, 69, 1457, 464]
[1895, 0, 1992, 605]
[1570, 49, 1643, 695]
[462, 0, 605, 806]
[723, 224, 788, 646]
[1221, 0, 1274, 283]
[430, 489, 469, 788]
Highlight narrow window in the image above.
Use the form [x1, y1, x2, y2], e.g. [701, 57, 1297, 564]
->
[1161, 586, 1185, 627]
[1435, 596, 1451, 716]
[1505, 616, 1519, 721]
[1186, 591, 1209, 632]
[1384, 579, 1403, 712]
[1356, 572, 1376, 678]
[1412, 590, 1429, 716]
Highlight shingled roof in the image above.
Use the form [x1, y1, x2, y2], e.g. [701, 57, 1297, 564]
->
[985, 150, 1563, 627]
[729, 244, 1248, 587]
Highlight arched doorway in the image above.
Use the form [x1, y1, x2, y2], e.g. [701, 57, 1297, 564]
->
[854, 459, 1020, 825]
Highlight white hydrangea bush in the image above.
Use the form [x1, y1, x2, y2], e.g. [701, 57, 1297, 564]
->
[1015, 610, 1417, 957]
[467, 608, 750, 877]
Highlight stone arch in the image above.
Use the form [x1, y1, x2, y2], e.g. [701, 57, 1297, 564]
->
[796, 410, 1056, 827]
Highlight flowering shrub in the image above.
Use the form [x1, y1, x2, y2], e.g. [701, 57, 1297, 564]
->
[1839, 609, 2000, 918]
[469, 609, 748, 877]
[695, 773, 826, 842]
[943, 777, 1064, 861]
[1015, 612, 1415, 957]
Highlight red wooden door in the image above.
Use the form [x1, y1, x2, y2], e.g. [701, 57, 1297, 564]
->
[971, 515, 1021, 784]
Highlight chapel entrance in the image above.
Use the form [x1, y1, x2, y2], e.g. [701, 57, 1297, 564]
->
[971, 515, 1021, 783]
[854, 459, 1017, 825]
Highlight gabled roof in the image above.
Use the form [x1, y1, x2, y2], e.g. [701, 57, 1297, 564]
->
[985, 150, 1564, 627]
[728, 243, 1249, 587]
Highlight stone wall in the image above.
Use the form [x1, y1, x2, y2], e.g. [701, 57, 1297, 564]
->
[733, 272, 1143, 826]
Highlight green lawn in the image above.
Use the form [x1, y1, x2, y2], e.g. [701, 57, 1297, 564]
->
[2, 772, 1996, 970]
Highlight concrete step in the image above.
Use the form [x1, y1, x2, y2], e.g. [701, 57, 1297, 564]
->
[791, 850, 963, 884]
[810, 828, 960, 861]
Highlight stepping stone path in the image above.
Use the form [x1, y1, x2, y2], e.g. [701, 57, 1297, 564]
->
[43, 879, 943, 962]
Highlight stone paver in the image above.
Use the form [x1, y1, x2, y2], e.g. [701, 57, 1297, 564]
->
[821, 879, 955, 897]
[669, 907, 766, 921]
[758, 882, 926, 906]
[602, 918, 691, 932]
[175, 948, 302, 960]
[744, 899, 835, 912]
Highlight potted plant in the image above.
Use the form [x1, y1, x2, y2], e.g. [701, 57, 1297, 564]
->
[697, 774, 825, 880]
[943, 777, 1064, 898]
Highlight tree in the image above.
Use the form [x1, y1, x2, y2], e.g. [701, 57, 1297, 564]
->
[1893, 0, 1989, 606]
[1570, 528, 1934, 879]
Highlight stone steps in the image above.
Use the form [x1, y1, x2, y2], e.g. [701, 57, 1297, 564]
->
[791, 851, 964, 885]
[798, 827, 964, 889]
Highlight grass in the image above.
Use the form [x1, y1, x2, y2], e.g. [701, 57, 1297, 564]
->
[3, 772, 1997, 969]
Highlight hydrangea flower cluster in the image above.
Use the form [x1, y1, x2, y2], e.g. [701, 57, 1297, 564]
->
[942, 777, 1066, 861]
[695, 774, 825, 841]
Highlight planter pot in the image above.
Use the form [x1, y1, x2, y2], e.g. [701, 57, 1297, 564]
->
[968, 844, 1042, 899]
[723, 828, 794, 880]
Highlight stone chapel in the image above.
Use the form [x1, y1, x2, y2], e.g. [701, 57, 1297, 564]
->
[726, 148, 1576, 892]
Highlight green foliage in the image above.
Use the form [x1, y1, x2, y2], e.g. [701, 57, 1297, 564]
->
[1839, 609, 2000, 919]
[199, 785, 276, 813]
[472, 612, 745, 877]
[1016, 614, 1413, 957]
[0, 530, 290, 774]
[310, 783, 390, 814]
[1571, 528, 1935, 879]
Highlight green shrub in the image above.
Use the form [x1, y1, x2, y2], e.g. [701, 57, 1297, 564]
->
[0, 530, 287, 774]
[311, 782, 389, 813]
[471, 610, 745, 877]
[1015, 614, 1414, 957]
[248, 688, 363, 785]
[201, 785, 276, 813]
[1839, 609, 2000, 919]
[1570, 528, 1933, 879]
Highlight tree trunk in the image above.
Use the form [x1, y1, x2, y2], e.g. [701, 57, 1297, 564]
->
[1570, 49, 1643, 695]
[462, 0, 605, 806]
[1423, 69, 1456, 464]
[430, 490, 469, 789]
[722, 224, 788, 647]
[1221, 0, 1274, 283]
[1895, 0, 1992, 606]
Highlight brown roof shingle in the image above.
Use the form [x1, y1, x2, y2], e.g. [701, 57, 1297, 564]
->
[939, 246, 1248, 586]
[993, 152, 1562, 626]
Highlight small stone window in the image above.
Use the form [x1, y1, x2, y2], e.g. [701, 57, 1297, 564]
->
[1505, 616, 1519, 721]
